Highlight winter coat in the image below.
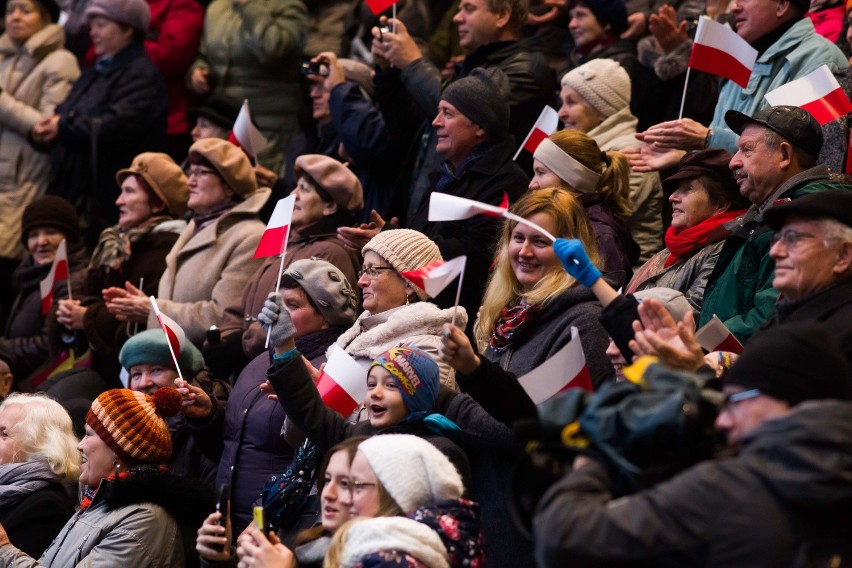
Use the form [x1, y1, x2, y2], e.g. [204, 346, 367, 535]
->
[707, 17, 848, 153]
[48, 42, 168, 243]
[335, 302, 466, 389]
[189, 0, 307, 172]
[0, 483, 75, 559]
[0, 25, 79, 260]
[410, 498, 485, 568]
[150, 189, 270, 346]
[534, 400, 852, 567]
[581, 193, 639, 286]
[341, 516, 449, 568]
[699, 167, 846, 342]
[588, 106, 664, 264]
[0, 469, 213, 567]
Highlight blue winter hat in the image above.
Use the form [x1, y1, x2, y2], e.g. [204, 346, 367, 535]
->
[370, 347, 439, 422]
[119, 329, 204, 376]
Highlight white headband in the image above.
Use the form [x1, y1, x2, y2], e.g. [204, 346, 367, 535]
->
[533, 138, 601, 193]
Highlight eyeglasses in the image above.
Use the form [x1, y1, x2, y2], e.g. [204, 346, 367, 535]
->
[358, 266, 395, 279]
[187, 167, 219, 179]
[721, 388, 761, 412]
[771, 230, 816, 249]
[347, 480, 377, 494]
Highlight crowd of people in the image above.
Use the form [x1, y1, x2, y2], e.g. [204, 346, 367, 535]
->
[1, 0, 851, 565]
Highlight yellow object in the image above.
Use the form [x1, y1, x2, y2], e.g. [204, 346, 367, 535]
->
[622, 355, 658, 385]
[252, 506, 265, 530]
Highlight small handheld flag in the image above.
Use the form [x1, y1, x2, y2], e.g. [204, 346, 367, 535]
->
[254, 196, 295, 259]
[149, 296, 187, 379]
[513, 106, 559, 160]
[228, 100, 267, 160]
[39, 239, 69, 315]
[688, 17, 757, 88]
[517, 327, 593, 404]
[316, 344, 368, 416]
[764, 65, 852, 125]
[695, 315, 743, 354]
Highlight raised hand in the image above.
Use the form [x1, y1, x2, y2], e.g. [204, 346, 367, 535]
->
[257, 293, 296, 348]
[439, 324, 480, 375]
[552, 238, 602, 287]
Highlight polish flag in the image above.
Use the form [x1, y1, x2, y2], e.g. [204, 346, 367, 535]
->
[365, 0, 397, 15]
[517, 327, 593, 405]
[764, 65, 852, 125]
[689, 17, 757, 88]
[695, 315, 743, 354]
[316, 344, 368, 417]
[254, 196, 295, 259]
[428, 192, 509, 221]
[39, 239, 69, 315]
[228, 100, 267, 159]
[149, 296, 186, 362]
[514, 106, 559, 160]
[400, 256, 467, 298]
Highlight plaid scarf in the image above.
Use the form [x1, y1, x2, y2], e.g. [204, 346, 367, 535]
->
[489, 300, 539, 353]
[89, 216, 172, 272]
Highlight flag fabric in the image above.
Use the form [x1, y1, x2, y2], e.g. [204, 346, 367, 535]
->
[228, 100, 267, 159]
[688, 17, 757, 88]
[764, 65, 852, 125]
[254, 195, 295, 258]
[400, 256, 467, 298]
[365, 0, 397, 15]
[428, 192, 509, 221]
[149, 296, 187, 361]
[517, 327, 593, 405]
[316, 344, 367, 416]
[39, 239, 68, 315]
[695, 315, 744, 354]
[515, 106, 559, 159]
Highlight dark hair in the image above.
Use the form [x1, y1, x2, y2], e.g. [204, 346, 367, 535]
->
[297, 172, 335, 206]
[280, 279, 321, 314]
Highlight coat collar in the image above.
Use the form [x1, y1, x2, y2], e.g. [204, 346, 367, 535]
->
[175, 187, 270, 257]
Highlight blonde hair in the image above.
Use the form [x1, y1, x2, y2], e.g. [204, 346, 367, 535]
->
[547, 129, 633, 221]
[474, 188, 602, 350]
[0, 393, 80, 480]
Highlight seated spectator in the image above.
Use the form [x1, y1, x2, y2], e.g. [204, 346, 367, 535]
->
[187, 94, 242, 146]
[0, 388, 212, 566]
[0, 393, 78, 558]
[530, 130, 640, 282]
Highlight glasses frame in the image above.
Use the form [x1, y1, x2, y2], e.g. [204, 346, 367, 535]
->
[187, 167, 220, 179]
[347, 480, 378, 494]
[770, 229, 816, 249]
[722, 388, 761, 412]
[358, 266, 395, 280]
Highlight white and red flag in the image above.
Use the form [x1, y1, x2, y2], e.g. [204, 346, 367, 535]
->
[428, 192, 509, 221]
[365, 0, 397, 15]
[228, 100, 267, 159]
[254, 196, 295, 259]
[517, 327, 593, 405]
[695, 315, 743, 354]
[149, 296, 187, 378]
[39, 239, 69, 315]
[316, 344, 368, 417]
[688, 17, 757, 88]
[764, 65, 852, 125]
[400, 256, 466, 298]
[513, 106, 559, 160]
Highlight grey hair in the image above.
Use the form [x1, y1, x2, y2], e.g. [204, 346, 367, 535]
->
[820, 218, 852, 248]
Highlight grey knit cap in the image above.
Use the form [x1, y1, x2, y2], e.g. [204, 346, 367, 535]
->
[85, 0, 150, 32]
[441, 68, 511, 137]
[281, 258, 358, 327]
[561, 59, 631, 118]
[362, 230, 442, 301]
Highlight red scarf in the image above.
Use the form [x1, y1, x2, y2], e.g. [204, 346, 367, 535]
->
[664, 209, 746, 268]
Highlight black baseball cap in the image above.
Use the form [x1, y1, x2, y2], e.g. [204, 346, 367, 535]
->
[725, 105, 823, 158]
[188, 95, 241, 131]
[764, 189, 852, 230]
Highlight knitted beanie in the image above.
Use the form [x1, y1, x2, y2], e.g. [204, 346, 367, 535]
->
[85, 0, 150, 32]
[370, 347, 440, 422]
[294, 154, 364, 213]
[189, 139, 257, 197]
[561, 59, 631, 118]
[281, 258, 358, 327]
[116, 153, 189, 218]
[119, 328, 205, 376]
[20, 196, 82, 246]
[85, 388, 182, 465]
[441, 68, 511, 137]
[358, 434, 464, 513]
[362, 230, 442, 301]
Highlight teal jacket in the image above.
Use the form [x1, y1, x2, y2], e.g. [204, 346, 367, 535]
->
[707, 18, 848, 153]
[699, 167, 848, 343]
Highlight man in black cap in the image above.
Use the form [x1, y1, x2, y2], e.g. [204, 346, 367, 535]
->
[698, 105, 848, 342]
[534, 322, 852, 566]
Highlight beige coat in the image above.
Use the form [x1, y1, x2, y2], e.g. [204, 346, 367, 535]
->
[150, 188, 270, 345]
[0, 24, 79, 259]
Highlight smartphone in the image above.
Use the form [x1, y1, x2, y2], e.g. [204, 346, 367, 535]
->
[213, 484, 229, 553]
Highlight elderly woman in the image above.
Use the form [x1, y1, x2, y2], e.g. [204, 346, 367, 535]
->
[106, 139, 269, 346]
[33, 0, 168, 247]
[0, 393, 79, 558]
[529, 129, 639, 284]
[0, 388, 211, 566]
[0, 0, 79, 303]
[626, 149, 750, 312]
[55, 152, 188, 385]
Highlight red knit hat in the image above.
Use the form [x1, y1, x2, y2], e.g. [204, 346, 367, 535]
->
[85, 388, 182, 465]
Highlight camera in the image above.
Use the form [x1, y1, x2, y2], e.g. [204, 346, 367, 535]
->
[299, 60, 328, 77]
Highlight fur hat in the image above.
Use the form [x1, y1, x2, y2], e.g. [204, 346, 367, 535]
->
[357, 434, 464, 513]
[294, 155, 364, 213]
[20, 196, 82, 246]
[85, 388, 182, 465]
[119, 329, 204, 376]
[441, 68, 511, 137]
[362, 230, 442, 301]
[280, 258, 358, 327]
[370, 347, 440, 422]
[85, 0, 150, 32]
[116, 153, 189, 218]
[188, 139, 257, 197]
[561, 59, 631, 118]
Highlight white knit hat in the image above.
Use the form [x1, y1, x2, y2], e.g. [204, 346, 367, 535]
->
[561, 59, 631, 118]
[358, 434, 463, 513]
[341, 517, 449, 568]
[362, 230, 442, 301]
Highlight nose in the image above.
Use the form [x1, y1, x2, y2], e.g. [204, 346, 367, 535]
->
[518, 240, 534, 257]
[528, 178, 538, 191]
[432, 113, 442, 128]
[357, 272, 370, 288]
[714, 408, 733, 432]
[558, 105, 569, 124]
[768, 237, 785, 259]
[728, 154, 741, 171]
[668, 191, 680, 204]
[452, 9, 463, 23]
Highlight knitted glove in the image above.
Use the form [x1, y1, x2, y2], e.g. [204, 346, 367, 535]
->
[553, 238, 602, 288]
[257, 292, 296, 347]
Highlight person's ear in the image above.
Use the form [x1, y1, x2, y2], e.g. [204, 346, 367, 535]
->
[777, 141, 794, 170]
[0, 373, 11, 399]
[833, 241, 852, 276]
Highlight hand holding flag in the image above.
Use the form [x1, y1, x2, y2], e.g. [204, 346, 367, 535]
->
[39, 239, 69, 315]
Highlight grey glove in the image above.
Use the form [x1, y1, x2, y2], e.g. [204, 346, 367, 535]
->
[257, 292, 296, 347]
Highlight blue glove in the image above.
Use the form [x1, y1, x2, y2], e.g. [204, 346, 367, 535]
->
[553, 238, 602, 288]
